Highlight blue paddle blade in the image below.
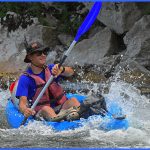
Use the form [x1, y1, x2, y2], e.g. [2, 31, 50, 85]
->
[75, 2, 102, 42]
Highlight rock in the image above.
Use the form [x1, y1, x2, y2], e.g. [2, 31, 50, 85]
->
[83, 2, 93, 10]
[26, 25, 43, 43]
[0, 16, 58, 72]
[46, 51, 57, 64]
[130, 60, 150, 74]
[1, 11, 35, 32]
[45, 14, 59, 28]
[31, 17, 40, 25]
[42, 26, 59, 48]
[88, 26, 104, 38]
[54, 45, 65, 52]
[0, 48, 27, 73]
[42, 2, 53, 8]
[123, 15, 150, 69]
[101, 54, 124, 78]
[58, 33, 74, 47]
[65, 27, 120, 66]
[51, 45, 67, 63]
[76, 5, 88, 15]
[85, 3, 142, 34]
[120, 61, 150, 96]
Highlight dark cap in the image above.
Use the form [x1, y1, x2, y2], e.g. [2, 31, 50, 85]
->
[24, 41, 49, 63]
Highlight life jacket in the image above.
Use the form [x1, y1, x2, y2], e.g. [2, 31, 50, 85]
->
[10, 66, 67, 112]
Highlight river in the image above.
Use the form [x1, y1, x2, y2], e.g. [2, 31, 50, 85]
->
[0, 80, 150, 148]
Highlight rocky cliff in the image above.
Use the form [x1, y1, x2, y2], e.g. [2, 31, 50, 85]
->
[0, 2, 150, 96]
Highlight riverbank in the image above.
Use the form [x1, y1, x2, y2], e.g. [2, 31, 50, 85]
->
[0, 67, 149, 98]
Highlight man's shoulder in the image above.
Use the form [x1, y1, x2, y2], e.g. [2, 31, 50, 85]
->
[19, 73, 32, 82]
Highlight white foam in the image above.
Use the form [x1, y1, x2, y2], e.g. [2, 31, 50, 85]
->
[0, 77, 150, 147]
[0, 89, 11, 107]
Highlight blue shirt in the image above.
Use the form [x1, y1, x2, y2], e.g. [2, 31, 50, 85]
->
[16, 64, 60, 100]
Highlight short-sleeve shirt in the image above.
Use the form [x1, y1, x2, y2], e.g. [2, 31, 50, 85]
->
[16, 64, 60, 100]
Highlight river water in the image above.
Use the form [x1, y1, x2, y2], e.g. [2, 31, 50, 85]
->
[0, 80, 150, 148]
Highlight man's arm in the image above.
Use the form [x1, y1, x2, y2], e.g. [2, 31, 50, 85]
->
[52, 64, 74, 77]
[61, 66, 74, 77]
[19, 96, 35, 117]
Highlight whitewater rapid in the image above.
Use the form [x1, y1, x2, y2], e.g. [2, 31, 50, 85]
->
[0, 80, 150, 148]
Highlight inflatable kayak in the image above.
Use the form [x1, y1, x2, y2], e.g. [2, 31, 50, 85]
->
[5, 93, 129, 131]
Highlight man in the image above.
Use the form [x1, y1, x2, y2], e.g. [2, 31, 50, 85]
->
[16, 41, 80, 122]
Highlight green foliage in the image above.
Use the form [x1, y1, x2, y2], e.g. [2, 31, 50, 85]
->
[0, 3, 26, 17]
[0, 2, 44, 18]
[51, 2, 86, 35]
[137, 3, 150, 15]
[0, 2, 52, 28]
[26, 3, 44, 17]
[0, 11, 6, 18]
[142, 6, 150, 15]
[0, 2, 91, 37]
[38, 17, 49, 26]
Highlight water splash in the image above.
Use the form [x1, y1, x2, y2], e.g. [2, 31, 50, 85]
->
[0, 89, 10, 107]
[0, 75, 150, 147]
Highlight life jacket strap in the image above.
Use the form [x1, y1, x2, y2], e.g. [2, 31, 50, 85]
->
[49, 94, 66, 104]
[36, 100, 50, 106]
[36, 84, 45, 88]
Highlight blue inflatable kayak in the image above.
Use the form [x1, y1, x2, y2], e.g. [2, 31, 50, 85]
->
[5, 93, 129, 131]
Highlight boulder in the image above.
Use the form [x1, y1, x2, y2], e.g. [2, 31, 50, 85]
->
[0, 14, 58, 73]
[42, 26, 59, 48]
[84, 3, 142, 34]
[119, 60, 150, 96]
[65, 27, 119, 66]
[46, 51, 57, 64]
[45, 14, 59, 28]
[123, 15, 150, 69]
[88, 26, 104, 38]
[58, 33, 74, 47]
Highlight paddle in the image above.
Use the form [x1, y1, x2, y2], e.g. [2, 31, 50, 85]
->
[78, 100, 126, 120]
[100, 108, 126, 120]
[21, 2, 102, 126]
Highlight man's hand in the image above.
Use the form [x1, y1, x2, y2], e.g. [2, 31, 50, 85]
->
[52, 64, 64, 77]
[19, 96, 36, 117]
[22, 107, 36, 117]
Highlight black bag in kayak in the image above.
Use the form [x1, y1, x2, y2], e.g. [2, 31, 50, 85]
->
[78, 94, 107, 119]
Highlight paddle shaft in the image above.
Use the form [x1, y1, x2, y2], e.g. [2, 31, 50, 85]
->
[100, 108, 126, 120]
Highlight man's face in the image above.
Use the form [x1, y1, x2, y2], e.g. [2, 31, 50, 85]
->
[29, 50, 48, 66]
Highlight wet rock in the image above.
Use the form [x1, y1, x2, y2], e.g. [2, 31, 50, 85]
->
[54, 45, 65, 53]
[117, 61, 150, 97]
[50, 45, 66, 63]
[88, 26, 104, 38]
[84, 3, 143, 34]
[1, 11, 34, 34]
[45, 14, 58, 28]
[42, 26, 59, 48]
[46, 50, 57, 64]
[65, 27, 120, 66]
[0, 24, 40, 72]
[102, 54, 124, 78]
[97, 3, 142, 34]
[42, 2, 53, 8]
[58, 33, 74, 47]
[123, 15, 150, 70]
[0, 17, 58, 72]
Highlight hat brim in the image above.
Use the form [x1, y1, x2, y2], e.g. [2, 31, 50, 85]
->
[24, 46, 50, 63]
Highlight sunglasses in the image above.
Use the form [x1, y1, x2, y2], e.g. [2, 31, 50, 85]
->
[32, 50, 49, 56]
